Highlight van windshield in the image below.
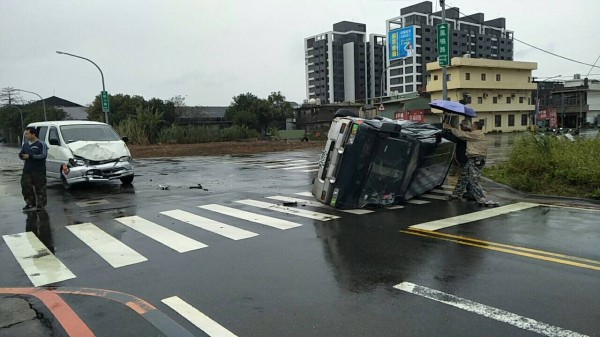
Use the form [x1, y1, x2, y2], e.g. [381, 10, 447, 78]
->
[60, 124, 121, 143]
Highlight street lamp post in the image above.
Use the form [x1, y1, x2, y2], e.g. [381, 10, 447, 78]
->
[55, 51, 108, 124]
[534, 75, 562, 129]
[15, 89, 47, 121]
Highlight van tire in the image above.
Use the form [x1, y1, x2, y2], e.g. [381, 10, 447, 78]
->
[120, 176, 134, 185]
[61, 175, 71, 190]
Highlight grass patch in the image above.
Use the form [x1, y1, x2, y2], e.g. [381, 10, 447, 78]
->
[484, 133, 600, 199]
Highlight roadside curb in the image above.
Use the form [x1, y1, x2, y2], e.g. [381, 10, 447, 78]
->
[481, 177, 600, 209]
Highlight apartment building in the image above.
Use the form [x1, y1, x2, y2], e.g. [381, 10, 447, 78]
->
[427, 57, 537, 133]
[304, 21, 386, 104]
[386, 1, 514, 96]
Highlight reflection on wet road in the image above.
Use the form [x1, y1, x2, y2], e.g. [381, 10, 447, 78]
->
[1, 142, 599, 336]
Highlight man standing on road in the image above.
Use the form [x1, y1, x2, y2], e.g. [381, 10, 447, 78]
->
[443, 120, 497, 206]
[19, 127, 48, 211]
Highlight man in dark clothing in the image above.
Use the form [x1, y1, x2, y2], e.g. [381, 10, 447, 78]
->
[19, 127, 48, 211]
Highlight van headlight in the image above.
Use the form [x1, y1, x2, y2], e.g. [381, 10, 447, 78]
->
[69, 158, 87, 166]
[118, 156, 132, 162]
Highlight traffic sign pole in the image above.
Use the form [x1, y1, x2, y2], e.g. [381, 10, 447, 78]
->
[440, 0, 449, 101]
[101, 91, 110, 123]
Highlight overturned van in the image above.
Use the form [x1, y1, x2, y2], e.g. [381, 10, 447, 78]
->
[312, 116, 455, 209]
[26, 121, 134, 188]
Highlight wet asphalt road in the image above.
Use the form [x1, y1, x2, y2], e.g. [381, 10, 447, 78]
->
[1, 134, 599, 337]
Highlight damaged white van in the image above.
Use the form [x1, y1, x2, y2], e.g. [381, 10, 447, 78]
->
[26, 121, 135, 188]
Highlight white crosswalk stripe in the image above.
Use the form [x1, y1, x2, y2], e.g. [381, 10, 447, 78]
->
[235, 199, 340, 221]
[295, 192, 314, 197]
[66, 223, 148, 268]
[3, 232, 76, 287]
[265, 196, 374, 215]
[116, 216, 208, 253]
[300, 169, 319, 172]
[263, 160, 308, 168]
[281, 164, 319, 170]
[161, 209, 259, 240]
[199, 204, 302, 230]
[406, 199, 431, 205]
[420, 193, 448, 201]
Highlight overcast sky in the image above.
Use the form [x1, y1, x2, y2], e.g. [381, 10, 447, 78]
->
[1, 0, 599, 107]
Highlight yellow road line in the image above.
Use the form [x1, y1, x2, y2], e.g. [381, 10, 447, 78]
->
[400, 230, 600, 271]
[408, 228, 600, 266]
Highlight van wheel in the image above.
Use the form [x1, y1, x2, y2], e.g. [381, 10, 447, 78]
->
[61, 175, 71, 190]
[120, 176, 134, 185]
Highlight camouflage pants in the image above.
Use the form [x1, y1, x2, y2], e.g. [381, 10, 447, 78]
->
[21, 172, 47, 207]
[452, 157, 485, 202]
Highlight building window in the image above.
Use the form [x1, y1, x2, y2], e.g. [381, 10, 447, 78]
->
[446, 74, 451, 81]
[433, 75, 438, 81]
[508, 114, 515, 126]
[496, 74, 501, 81]
[495, 115, 501, 127]
[506, 97, 511, 104]
[465, 72, 471, 80]
[521, 114, 528, 126]
[493, 97, 498, 104]
[481, 73, 487, 81]
[464, 96, 472, 104]
[519, 97, 524, 104]
[477, 97, 483, 104]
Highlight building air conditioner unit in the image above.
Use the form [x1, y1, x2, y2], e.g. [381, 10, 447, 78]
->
[483, 93, 488, 98]
[511, 93, 515, 98]
[498, 94, 503, 98]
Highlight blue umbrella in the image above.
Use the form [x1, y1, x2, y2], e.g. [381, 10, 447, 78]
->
[429, 99, 477, 117]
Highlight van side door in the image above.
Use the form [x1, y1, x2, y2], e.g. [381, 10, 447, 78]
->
[46, 126, 69, 178]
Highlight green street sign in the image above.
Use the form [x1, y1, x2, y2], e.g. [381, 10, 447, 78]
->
[101, 91, 110, 113]
[437, 23, 451, 67]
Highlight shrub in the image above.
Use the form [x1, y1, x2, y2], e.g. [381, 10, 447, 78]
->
[485, 134, 600, 198]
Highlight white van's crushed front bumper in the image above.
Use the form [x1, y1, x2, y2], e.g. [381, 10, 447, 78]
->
[64, 159, 134, 184]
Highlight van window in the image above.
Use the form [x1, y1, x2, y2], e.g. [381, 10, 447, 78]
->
[60, 124, 121, 143]
[49, 127, 60, 145]
[38, 126, 48, 142]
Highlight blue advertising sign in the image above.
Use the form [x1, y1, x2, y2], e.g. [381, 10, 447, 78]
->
[388, 26, 415, 61]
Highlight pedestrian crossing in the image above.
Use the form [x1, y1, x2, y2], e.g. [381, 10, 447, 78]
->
[2, 190, 450, 287]
[232, 157, 321, 173]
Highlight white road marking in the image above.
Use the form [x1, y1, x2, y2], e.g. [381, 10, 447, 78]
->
[431, 189, 452, 195]
[75, 199, 110, 207]
[162, 296, 238, 337]
[295, 192, 313, 197]
[281, 164, 319, 170]
[420, 193, 449, 200]
[386, 205, 405, 209]
[441, 185, 454, 190]
[263, 160, 308, 168]
[394, 282, 589, 337]
[161, 210, 258, 240]
[116, 216, 208, 253]
[66, 223, 147, 268]
[235, 199, 340, 221]
[406, 199, 430, 205]
[300, 169, 319, 173]
[410, 202, 539, 231]
[3, 232, 76, 287]
[199, 204, 302, 230]
[266, 196, 374, 215]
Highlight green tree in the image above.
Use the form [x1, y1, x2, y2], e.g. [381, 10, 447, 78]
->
[226, 92, 294, 133]
[267, 91, 294, 128]
[87, 93, 145, 125]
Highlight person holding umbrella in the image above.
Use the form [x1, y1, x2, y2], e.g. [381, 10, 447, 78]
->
[429, 99, 497, 206]
[443, 120, 497, 206]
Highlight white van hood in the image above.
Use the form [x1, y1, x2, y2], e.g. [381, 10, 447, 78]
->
[67, 141, 131, 161]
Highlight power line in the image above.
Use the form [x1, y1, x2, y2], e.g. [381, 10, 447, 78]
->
[444, 1, 600, 69]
